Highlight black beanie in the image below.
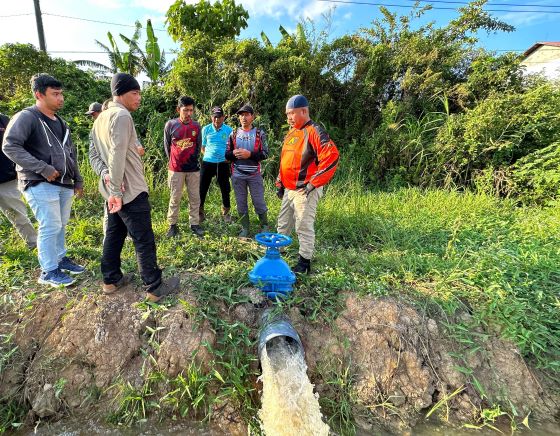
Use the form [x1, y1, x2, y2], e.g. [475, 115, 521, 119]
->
[111, 73, 140, 96]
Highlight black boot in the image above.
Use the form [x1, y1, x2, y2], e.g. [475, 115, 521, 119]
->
[292, 255, 311, 274]
[238, 214, 250, 238]
[258, 212, 269, 233]
[166, 224, 179, 237]
[190, 224, 204, 237]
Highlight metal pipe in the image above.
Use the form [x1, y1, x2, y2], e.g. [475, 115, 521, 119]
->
[258, 308, 304, 361]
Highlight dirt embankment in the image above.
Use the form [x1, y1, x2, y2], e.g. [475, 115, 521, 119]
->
[1, 282, 558, 434]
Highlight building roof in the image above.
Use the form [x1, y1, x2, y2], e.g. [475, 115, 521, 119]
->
[523, 42, 560, 58]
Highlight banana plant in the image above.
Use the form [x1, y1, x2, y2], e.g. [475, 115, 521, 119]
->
[126, 19, 170, 84]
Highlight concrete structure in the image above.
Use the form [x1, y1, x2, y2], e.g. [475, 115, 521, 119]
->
[521, 42, 560, 80]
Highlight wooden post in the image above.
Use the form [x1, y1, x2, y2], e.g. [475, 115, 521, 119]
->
[33, 0, 47, 52]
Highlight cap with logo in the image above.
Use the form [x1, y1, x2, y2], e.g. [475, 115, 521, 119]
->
[211, 106, 224, 117]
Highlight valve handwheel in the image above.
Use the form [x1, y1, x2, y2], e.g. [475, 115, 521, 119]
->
[255, 232, 292, 248]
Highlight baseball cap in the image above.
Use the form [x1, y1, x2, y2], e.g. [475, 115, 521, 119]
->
[211, 106, 224, 117]
[236, 104, 254, 115]
[85, 102, 102, 115]
[286, 94, 309, 109]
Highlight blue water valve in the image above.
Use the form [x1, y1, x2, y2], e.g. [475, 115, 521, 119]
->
[248, 233, 296, 300]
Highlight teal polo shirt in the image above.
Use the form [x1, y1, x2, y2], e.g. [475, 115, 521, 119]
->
[201, 123, 233, 163]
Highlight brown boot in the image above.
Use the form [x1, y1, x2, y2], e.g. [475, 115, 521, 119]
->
[222, 206, 232, 224]
[199, 207, 206, 223]
[102, 272, 135, 294]
[146, 276, 180, 303]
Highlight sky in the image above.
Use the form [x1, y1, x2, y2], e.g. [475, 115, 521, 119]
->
[0, 0, 558, 69]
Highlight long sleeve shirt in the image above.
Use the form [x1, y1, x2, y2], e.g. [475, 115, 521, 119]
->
[90, 101, 148, 204]
[276, 120, 339, 191]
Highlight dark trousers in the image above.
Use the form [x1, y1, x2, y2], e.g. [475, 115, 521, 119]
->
[101, 192, 162, 293]
[199, 161, 231, 209]
[231, 174, 268, 216]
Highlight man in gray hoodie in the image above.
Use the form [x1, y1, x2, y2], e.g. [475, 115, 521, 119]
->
[2, 73, 85, 287]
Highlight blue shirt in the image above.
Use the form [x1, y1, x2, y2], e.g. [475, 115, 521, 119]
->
[201, 123, 233, 163]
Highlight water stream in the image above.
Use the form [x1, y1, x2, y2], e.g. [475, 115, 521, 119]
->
[258, 336, 330, 436]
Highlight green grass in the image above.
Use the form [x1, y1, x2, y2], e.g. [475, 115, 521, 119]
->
[1, 166, 559, 432]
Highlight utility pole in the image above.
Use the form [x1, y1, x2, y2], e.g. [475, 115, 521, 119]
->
[33, 0, 47, 52]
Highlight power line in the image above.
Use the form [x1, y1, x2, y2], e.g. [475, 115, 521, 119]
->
[48, 50, 174, 54]
[317, 0, 560, 13]
[0, 13, 34, 18]
[400, 0, 560, 8]
[41, 13, 167, 32]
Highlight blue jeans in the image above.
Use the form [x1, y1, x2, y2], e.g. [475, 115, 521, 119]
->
[24, 183, 74, 272]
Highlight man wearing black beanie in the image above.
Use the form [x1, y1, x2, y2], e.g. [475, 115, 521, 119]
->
[91, 73, 179, 302]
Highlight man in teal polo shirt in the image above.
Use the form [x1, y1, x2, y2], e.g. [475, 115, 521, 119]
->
[199, 106, 234, 223]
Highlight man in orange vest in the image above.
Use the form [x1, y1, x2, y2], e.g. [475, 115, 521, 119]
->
[276, 95, 339, 274]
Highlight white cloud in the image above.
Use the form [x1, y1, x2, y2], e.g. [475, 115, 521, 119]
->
[87, 0, 127, 9]
[131, 0, 178, 14]
[237, 0, 339, 22]
[496, 0, 559, 27]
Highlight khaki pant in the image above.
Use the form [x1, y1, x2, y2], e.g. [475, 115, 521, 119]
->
[277, 186, 323, 260]
[167, 170, 201, 226]
[0, 179, 37, 248]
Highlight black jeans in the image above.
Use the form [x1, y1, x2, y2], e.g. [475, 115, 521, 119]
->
[199, 161, 231, 209]
[101, 192, 162, 293]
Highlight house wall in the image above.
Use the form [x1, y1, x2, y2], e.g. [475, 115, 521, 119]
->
[521, 46, 560, 79]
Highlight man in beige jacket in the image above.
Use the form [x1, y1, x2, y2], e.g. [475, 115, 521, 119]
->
[91, 73, 178, 302]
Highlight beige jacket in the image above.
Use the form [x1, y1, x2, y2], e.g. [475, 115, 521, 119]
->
[91, 101, 148, 205]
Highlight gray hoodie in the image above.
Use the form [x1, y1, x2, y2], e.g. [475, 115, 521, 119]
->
[1, 106, 83, 190]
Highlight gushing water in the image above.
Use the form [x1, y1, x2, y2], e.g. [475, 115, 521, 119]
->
[258, 337, 330, 436]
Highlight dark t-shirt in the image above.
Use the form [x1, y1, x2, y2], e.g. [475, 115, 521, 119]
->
[39, 112, 65, 143]
[24, 112, 72, 190]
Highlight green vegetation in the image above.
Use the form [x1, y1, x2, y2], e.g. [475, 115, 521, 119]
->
[1, 175, 559, 432]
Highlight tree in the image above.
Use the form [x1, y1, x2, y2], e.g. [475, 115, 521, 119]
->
[166, 0, 249, 42]
[0, 43, 111, 142]
[75, 21, 143, 76]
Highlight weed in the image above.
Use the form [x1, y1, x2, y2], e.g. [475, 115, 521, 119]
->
[107, 376, 159, 426]
[0, 400, 26, 434]
[161, 360, 212, 419]
[317, 359, 357, 435]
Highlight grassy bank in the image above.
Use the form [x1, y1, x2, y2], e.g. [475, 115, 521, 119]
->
[1, 168, 559, 432]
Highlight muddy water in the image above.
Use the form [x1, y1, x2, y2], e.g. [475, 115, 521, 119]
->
[258, 337, 330, 436]
[16, 417, 221, 435]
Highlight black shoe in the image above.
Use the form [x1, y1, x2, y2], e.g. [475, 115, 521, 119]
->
[166, 224, 179, 238]
[292, 255, 311, 274]
[191, 224, 204, 237]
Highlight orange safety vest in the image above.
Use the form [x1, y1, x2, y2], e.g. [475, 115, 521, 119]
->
[277, 120, 339, 191]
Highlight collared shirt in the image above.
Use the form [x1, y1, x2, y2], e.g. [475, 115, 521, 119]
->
[201, 123, 233, 163]
[91, 101, 148, 205]
[277, 119, 339, 191]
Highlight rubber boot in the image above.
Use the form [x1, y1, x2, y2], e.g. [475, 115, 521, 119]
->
[258, 212, 269, 233]
[238, 214, 250, 238]
[222, 206, 232, 224]
[292, 255, 311, 274]
[166, 224, 179, 237]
